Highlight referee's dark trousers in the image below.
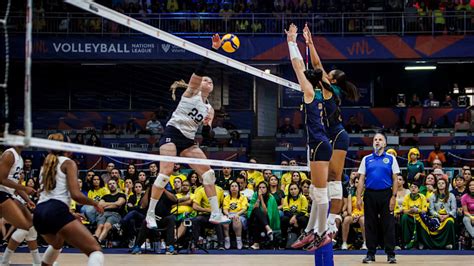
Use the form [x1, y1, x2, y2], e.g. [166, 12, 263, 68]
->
[363, 188, 395, 256]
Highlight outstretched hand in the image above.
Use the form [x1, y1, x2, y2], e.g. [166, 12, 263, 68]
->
[212, 33, 222, 50]
[285, 23, 298, 43]
[303, 23, 313, 45]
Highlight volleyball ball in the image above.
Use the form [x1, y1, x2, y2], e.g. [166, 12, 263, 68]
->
[221, 34, 240, 53]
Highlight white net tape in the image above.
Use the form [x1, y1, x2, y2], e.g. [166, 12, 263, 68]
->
[3, 135, 310, 172]
[63, 0, 301, 91]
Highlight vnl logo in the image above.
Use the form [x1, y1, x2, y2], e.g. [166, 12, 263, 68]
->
[161, 44, 171, 53]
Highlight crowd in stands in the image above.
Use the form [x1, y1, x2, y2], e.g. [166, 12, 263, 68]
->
[22, 0, 474, 15]
[11, 0, 474, 34]
[1, 153, 472, 253]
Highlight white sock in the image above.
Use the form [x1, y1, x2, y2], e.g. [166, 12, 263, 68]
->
[225, 237, 230, 241]
[147, 198, 159, 215]
[328, 213, 336, 225]
[1, 248, 13, 263]
[208, 196, 219, 214]
[88, 251, 104, 266]
[305, 200, 318, 233]
[236, 236, 242, 241]
[314, 201, 329, 235]
[312, 187, 329, 235]
[30, 248, 41, 264]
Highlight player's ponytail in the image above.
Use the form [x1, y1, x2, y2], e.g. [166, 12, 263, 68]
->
[41, 133, 64, 192]
[331, 69, 359, 102]
[170, 79, 188, 101]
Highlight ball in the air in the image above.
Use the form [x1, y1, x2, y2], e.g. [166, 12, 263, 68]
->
[221, 34, 240, 53]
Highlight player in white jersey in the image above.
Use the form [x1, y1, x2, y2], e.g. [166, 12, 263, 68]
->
[0, 131, 42, 266]
[145, 34, 230, 229]
[32, 133, 105, 266]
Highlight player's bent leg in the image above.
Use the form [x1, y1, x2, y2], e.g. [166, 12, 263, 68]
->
[59, 220, 103, 265]
[182, 146, 231, 225]
[0, 199, 32, 230]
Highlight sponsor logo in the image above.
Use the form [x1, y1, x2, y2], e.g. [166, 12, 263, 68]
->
[161, 43, 171, 53]
[161, 43, 185, 53]
[52, 42, 155, 54]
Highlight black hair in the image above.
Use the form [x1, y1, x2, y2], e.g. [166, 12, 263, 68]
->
[330, 69, 360, 102]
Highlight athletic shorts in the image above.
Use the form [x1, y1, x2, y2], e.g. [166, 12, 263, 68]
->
[33, 199, 76, 235]
[97, 211, 121, 225]
[308, 140, 333, 162]
[0, 191, 12, 204]
[159, 126, 197, 155]
[330, 129, 350, 151]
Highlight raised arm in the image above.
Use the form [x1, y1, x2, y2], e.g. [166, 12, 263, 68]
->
[183, 34, 222, 98]
[302, 24, 330, 84]
[285, 23, 314, 103]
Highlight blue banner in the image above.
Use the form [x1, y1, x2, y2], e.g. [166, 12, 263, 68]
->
[8, 35, 474, 61]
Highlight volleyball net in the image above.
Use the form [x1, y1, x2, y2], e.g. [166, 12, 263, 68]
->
[0, 0, 310, 173]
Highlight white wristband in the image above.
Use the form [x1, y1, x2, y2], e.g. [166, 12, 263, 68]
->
[288, 41, 303, 61]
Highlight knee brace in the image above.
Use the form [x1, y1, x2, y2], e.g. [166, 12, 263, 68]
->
[25, 226, 37, 241]
[312, 186, 329, 205]
[202, 169, 216, 185]
[153, 174, 170, 189]
[42, 245, 61, 265]
[328, 181, 343, 200]
[11, 228, 29, 243]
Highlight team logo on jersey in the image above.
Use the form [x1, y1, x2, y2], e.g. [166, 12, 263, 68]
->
[318, 103, 323, 110]
[290, 205, 298, 213]
[229, 202, 238, 211]
[383, 158, 390, 164]
[165, 138, 171, 143]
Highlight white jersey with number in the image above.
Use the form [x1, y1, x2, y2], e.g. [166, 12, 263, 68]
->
[38, 156, 72, 207]
[167, 92, 212, 140]
[0, 148, 23, 195]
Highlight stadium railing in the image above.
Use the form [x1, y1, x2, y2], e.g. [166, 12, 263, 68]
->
[8, 11, 474, 36]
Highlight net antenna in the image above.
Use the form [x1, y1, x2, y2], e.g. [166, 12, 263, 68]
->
[24, 0, 33, 146]
[0, 0, 33, 145]
[64, 0, 301, 92]
[0, 0, 11, 137]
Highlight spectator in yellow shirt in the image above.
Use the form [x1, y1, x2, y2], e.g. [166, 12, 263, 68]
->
[173, 180, 196, 240]
[401, 181, 428, 249]
[170, 163, 187, 189]
[82, 175, 109, 223]
[223, 181, 249, 249]
[281, 183, 309, 248]
[341, 176, 367, 250]
[192, 181, 225, 250]
[247, 158, 264, 190]
[280, 159, 308, 191]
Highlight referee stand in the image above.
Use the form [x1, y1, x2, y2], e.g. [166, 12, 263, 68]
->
[314, 242, 334, 266]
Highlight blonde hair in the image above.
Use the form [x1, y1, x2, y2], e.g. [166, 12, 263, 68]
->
[170, 79, 188, 101]
[407, 147, 420, 163]
[41, 133, 64, 192]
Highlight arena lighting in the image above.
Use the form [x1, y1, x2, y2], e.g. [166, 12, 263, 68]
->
[404, 66, 437, 71]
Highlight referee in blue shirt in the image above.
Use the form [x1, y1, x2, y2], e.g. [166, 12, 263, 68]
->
[356, 132, 399, 264]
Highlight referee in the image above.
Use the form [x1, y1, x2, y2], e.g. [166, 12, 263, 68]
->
[356, 132, 399, 264]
